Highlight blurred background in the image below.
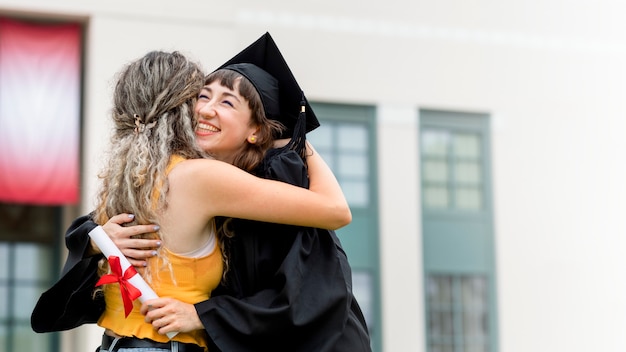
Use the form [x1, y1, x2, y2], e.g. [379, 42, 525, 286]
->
[1, 1, 626, 351]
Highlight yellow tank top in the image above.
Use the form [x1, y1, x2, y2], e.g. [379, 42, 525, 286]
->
[97, 155, 223, 349]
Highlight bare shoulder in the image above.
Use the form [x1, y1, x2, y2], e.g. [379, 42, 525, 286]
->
[169, 158, 223, 176]
[168, 158, 246, 186]
[165, 157, 265, 221]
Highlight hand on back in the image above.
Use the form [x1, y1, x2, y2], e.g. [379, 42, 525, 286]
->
[98, 213, 161, 268]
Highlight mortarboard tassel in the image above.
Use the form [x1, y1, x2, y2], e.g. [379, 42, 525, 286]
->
[287, 91, 308, 161]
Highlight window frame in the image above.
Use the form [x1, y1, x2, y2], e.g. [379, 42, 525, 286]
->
[420, 109, 499, 352]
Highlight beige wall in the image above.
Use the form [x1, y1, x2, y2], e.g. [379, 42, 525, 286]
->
[4, 1, 626, 351]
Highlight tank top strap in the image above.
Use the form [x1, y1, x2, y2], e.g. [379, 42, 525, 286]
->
[167, 154, 187, 174]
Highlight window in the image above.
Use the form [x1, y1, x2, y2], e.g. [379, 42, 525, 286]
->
[426, 275, 490, 352]
[422, 131, 483, 210]
[420, 110, 498, 352]
[0, 204, 61, 352]
[310, 122, 370, 207]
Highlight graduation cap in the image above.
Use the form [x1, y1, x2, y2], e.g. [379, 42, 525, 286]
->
[217, 32, 319, 139]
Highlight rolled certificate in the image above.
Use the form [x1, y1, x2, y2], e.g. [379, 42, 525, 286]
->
[88, 225, 178, 339]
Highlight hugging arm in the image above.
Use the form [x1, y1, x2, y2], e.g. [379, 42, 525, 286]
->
[179, 143, 351, 230]
[31, 214, 160, 332]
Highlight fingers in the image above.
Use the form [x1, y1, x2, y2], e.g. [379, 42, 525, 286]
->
[127, 255, 153, 268]
[124, 248, 159, 260]
[107, 213, 136, 225]
[142, 299, 169, 324]
[101, 213, 161, 267]
[150, 316, 175, 335]
[124, 235, 161, 249]
[141, 298, 201, 334]
[103, 219, 160, 241]
[120, 239, 160, 267]
[140, 299, 159, 315]
[125, 246, 159, 268]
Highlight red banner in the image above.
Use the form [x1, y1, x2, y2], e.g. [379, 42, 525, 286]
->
[0, 18, 81, 204]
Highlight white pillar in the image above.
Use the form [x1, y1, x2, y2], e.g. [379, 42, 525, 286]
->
[377, 104, 425, 352]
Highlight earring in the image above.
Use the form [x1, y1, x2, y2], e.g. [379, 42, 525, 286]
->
[249, 136, 257, 143]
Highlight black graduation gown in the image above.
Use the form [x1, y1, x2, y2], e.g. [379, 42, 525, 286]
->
[31, 215, 103, 332]
[31, 147, 371, 351]
[198, 147, 371, 351]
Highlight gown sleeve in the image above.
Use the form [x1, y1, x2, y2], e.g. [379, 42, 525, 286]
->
[196, 148, 360, 351]
[31, 214, 105, 332]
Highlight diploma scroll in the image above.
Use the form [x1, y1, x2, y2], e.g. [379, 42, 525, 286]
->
[88, 225, 178, 339]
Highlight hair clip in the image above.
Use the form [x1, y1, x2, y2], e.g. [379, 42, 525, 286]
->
[133, 114, 157, 135]
[133, 114, 143, 135]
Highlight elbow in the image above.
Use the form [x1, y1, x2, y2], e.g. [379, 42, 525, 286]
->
[330, 204, 352, 230]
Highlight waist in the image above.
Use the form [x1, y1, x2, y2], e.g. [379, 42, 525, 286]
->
[100, 334, 205, 352]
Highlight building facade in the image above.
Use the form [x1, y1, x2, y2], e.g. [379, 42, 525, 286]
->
[2, 1, 626, 351]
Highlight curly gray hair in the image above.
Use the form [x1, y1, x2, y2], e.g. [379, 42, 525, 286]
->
[95, 50, 205, 234]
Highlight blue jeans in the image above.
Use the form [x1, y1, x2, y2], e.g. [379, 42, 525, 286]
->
[98, 337, 185, 352]
[103, 349, 170, 352]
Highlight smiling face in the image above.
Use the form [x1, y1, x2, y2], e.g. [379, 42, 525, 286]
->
[194, 79, 259, 164]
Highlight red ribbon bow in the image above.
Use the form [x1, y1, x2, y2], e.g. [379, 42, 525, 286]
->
[96, 255, 142, 317]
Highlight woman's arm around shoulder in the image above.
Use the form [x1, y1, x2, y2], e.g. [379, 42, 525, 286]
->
[304, 141, 351, 225]
[168, 157, 351, 230]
